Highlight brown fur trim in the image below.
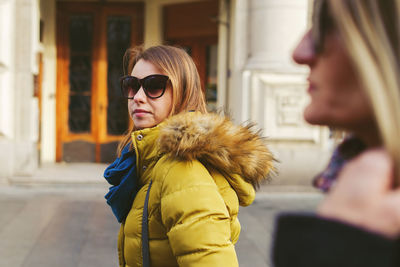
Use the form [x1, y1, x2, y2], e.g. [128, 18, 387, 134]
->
[158, 113, 276, 188]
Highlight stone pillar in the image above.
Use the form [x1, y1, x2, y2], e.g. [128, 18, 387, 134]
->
[228, 0, 249, 122]
[229, 0, 331, 187]
[0, 0, 16, 182]
[0, 0, 39, 182]
[13, 0, 39, 176]
[40, 0, 56, 163]
[144, 0, 163, 47]
[216, 0, 229, 110]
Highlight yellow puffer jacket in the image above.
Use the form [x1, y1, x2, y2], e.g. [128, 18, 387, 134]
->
[118, 113, 275, 267]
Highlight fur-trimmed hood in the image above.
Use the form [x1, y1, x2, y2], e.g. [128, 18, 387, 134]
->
[158, 112, 276, 190]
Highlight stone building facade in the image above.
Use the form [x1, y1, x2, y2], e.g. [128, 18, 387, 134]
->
[0, 0, 330, 185]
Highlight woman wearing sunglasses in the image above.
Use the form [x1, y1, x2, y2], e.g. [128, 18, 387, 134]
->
[273, 1, 400, 266]
[104, 45, 275, 267]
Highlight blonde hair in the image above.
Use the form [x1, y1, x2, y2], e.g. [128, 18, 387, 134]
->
[321, 0, 400, 183]
[117, 45, 207, 156]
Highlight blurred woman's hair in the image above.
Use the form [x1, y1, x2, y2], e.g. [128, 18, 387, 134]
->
[117, 45, 207, 156]
[314, 0, 400, 183]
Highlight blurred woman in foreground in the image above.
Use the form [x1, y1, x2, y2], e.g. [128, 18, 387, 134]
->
[273, 1, 400, 266]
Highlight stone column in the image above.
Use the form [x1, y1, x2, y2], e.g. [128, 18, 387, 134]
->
[0, 0, 39, 181]
[229, 0, 331, 187]
[0, 0, 16, 181]
[144, 0, 163, 47]
[40, 0, 56, 163]
[13, 0, 39, 176]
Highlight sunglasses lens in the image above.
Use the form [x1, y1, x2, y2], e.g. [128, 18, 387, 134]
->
[312, 0, 334, 53]
[121, 77, 140, 98]
[120, 75, 168, 99]
[143, 75, 168, 98]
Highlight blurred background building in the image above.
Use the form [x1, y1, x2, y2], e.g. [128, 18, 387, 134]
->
[0, 0, 330, 186]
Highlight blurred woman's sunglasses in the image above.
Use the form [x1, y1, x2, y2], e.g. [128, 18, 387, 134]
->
[120, 74, 169, 99]
[312, 0, 335, 53]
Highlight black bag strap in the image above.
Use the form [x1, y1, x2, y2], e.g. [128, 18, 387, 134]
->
[142, 180, 153, 267]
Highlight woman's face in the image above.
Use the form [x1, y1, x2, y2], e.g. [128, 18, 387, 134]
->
[292, 29, 375, 134]
[128, 59, 173, 130]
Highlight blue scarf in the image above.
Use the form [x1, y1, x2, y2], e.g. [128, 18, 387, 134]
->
[104, 143, 139, 223]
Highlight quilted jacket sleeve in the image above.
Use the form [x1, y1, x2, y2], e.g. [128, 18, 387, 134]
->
[160, 160, 239, 267]
[273, 213, 400, 267]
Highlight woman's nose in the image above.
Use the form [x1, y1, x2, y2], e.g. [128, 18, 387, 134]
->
[133, 87, 146, 102]
[292, 30, 316, 66]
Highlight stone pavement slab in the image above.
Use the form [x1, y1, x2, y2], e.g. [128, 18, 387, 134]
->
[0, 185, 322, 267]
[0, 185, 119, 267]
[237, 193, 323, 267]
[9, 163, 109, 185]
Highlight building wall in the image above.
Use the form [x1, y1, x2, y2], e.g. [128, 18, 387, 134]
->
[5, 0, 330, 186]
[228, 0, 331, 185]
[143, 0, 219, 46]
[39, 0, 216, 164]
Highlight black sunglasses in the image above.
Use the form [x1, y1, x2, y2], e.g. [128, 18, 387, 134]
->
[311, 0, 335, 53]
[120, 74, 169, 99]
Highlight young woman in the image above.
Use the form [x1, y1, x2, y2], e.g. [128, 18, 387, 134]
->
[273, 1, 400, 266]
[104, 45, 275, 267]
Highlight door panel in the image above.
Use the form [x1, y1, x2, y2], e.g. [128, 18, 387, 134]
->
[164, 0, 219, 111]
[68, 14, 93, 134]
[56, 2, 143, 163]
[106, 16, 131, 136]
[176, 38, 218, 106]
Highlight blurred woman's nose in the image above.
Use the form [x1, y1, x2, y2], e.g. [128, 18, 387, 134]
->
[133, 87, 146, 102]
[292, 30, 315, 66]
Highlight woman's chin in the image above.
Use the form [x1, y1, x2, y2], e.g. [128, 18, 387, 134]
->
[303, 107, 328, 126]
[133, 121, 150, 130]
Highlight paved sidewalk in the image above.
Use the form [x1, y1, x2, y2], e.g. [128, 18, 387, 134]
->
[0, 185, 322, 267]
[0, 185, 118, 267]
[9, 163, 109, 185]
[0, 163, 323, 267]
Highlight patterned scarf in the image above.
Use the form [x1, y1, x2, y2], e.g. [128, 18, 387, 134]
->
[313, 136, 366, 192]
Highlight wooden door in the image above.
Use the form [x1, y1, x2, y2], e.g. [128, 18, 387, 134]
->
[56, 2, 143, 163]
[173, 39, 219, 111]
[164, 0, 219, 111]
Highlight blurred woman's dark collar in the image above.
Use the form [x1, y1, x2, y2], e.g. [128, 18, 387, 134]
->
[313, 136, 366, 192]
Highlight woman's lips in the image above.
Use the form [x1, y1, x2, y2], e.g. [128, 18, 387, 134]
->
[133, 109, 150, 117]
[307, 78, 316, 93]
[134, 109, 148, 113]
[308, 84, 316, 93]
